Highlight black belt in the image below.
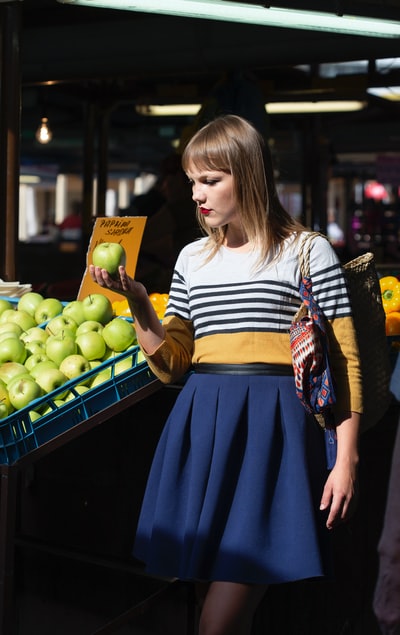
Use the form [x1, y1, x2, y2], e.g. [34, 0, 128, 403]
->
[193, 363, 294, 376]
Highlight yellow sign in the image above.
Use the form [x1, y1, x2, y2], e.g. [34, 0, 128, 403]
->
[78, 216, 147, 302]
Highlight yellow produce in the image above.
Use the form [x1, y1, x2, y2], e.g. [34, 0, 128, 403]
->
[380, 276, 400, 314]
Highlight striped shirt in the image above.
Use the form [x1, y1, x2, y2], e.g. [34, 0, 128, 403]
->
[146, 232, 362, 415]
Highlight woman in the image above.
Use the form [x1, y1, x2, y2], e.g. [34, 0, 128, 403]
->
[90, 115, 362, 635]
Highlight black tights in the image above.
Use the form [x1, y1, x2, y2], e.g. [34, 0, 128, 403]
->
[196, 581, 268, 635]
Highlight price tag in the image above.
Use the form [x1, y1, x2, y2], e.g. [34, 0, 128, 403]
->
[78, 216, 147, 302]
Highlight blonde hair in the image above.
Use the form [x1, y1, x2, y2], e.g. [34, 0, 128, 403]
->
[182, 114, 303, 262]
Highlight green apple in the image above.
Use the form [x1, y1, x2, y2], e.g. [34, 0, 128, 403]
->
[0, 331, 20, 343]
[24, 352, 50, 372]
[28, 410, 42, 422]
[45, 333, 77, 366]
[82, 294, 113, 325]
[62, 300, 86, 326]
[115, 356, 133, 375]
[0, 322, 23, 337]
[0, 309, 16, 324]
[137, 349, 146, 364]
[45, 315, 78, 337]
[64, 384, 90, 401]
[34, 297, 63, 325]
[20, 326, 49, 345]
[0, 299, 13, 317]
[29, 359, 58, 379]
[75, 330, 106, 361]
[41, 400, 66, 416]
[59, 354, 91, 381]
[33, 367, 68, 397]
[25, 340, 46, 356]
[0, 336, 27, 364]
[7, 375, 43, 410]
[0, 362, 29, 385]
[92, 242, 126, 276]
[0, 309, 36, 331]
[90, 368, 111, 388]
[0, 383, 13, 419]
[102, 318, 136, 352]
[76, 320, 104, 336]
[17, 292, 44, 317]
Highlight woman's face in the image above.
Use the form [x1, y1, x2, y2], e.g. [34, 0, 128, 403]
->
[186, 164, 239, 229]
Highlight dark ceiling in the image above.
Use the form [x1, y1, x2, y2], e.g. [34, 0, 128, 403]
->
[18, 0, 400, 179]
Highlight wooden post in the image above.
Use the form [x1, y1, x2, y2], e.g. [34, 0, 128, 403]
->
[0, 2, 21, 282]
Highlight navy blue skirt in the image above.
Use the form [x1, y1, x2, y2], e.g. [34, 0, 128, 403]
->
[133, 372, 332, 584]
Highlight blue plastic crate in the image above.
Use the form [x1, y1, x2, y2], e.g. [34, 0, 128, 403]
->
[0, 347, 157, 465]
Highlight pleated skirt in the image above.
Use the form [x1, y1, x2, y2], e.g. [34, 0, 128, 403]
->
[133, 372, 333, 584]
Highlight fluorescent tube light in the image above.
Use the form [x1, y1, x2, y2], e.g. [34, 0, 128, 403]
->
[58, 0, 400, 38]
[266, 101, 367, 114]
[367, 86, 400, 101]
[136, 104, 201, 116]
[137, 101, 366, 116]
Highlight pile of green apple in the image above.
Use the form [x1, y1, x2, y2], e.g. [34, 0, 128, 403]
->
[0, 291, 140, 421]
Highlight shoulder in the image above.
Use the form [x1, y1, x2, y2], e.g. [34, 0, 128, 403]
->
[173, 237, 209, 274]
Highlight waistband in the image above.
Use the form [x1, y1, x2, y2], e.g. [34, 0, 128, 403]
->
[193, 363, 294, 376]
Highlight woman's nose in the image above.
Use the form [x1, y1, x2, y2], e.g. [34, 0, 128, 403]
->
[192, 183, 205, 203]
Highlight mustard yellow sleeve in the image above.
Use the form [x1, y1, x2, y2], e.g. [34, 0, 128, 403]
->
[327, 316, 363, 416]
[141, 314, 194, 384]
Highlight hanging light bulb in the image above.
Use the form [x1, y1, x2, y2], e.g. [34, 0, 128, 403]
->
[35, 117, 53, 144]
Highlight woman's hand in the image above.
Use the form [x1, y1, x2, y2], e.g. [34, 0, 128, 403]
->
[89, 264, 165, 354]
[320, 412, 360, 530]
[89, 264, 147, 305]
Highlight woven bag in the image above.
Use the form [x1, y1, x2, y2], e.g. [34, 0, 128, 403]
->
[343, 251, 392, 432]
[296, 232, 391, 433]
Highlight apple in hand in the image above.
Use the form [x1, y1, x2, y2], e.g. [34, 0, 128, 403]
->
[92, 242, 126, 276]
[102, 318, 136, 352]
[17, 292, 44, 317]
[45, 333, 77, 366]
[76, 330, 106, 361]
[62, 300, 86, 326]
[8, 375, 43, 410]
[82, 294, 113, 325]
[0, 362, 29, 385]
[59, 354, 91, 381]
[45, 315, 78, 337]
[0, 336, 27, 364]
[34, 297, 63, 325]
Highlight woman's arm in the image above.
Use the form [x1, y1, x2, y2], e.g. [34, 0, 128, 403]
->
[320, 411, 360, 529]
[89, 264, 165, 354]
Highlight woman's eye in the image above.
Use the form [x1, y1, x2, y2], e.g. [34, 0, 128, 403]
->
[205, 179, 217, 185]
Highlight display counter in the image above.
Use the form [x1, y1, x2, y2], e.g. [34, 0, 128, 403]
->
[0, 376, 196, 634]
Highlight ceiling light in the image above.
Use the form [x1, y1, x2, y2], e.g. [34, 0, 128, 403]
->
[58, 1, 400, 38]
[35, 117, 53, 144]
[266, 101, 367, 114]
[367, 86, 400, 101]
[137, 104, 201, 116]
